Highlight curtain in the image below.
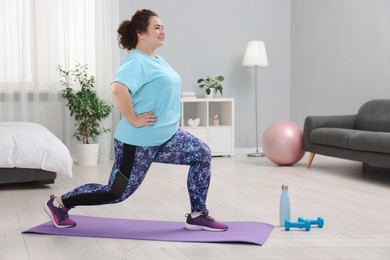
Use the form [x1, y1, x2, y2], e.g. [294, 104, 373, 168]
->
[0, 0, 115, 161]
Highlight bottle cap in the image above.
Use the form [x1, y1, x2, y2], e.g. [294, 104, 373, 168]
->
[281, 185, 288, 190]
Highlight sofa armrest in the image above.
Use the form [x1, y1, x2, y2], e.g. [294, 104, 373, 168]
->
[303, 114, 356, 151]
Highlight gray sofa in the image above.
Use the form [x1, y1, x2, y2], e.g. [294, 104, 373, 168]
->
[303, 99, 390, 169]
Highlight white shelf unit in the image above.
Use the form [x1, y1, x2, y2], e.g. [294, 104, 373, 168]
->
[180, 98, 235, 156]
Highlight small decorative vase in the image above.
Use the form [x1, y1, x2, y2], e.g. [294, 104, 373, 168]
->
[205, 88, 216, 98]
[213, 114, 220, 126]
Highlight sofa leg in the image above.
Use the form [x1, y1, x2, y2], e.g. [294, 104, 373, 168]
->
[362, 163, 368, 173]
[307, 153, 315, 168]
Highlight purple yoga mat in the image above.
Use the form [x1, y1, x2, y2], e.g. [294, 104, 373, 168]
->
[23, 215, 273, 246]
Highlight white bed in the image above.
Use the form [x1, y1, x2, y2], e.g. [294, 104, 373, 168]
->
[0, 122, 73, 184]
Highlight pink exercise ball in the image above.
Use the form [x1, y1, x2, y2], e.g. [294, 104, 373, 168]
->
[262, 120, 305, 166]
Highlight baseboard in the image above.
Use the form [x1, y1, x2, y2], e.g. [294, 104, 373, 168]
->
[234, 147, 264, 155]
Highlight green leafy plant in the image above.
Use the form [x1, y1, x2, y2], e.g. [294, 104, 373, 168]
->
[58, 63, 113, 144]
[197, 75, 224, 95]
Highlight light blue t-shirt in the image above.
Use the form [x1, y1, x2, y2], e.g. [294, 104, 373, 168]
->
[113, 50, 181, 146]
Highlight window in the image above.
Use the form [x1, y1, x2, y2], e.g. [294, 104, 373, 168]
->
[0, 0, 97, 90]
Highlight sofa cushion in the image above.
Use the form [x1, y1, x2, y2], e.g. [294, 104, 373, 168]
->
[355, 99, 390, 132]
[349, 131, 390, 154]
[310, 128, 359, 149]
[311, 128, 390, 154]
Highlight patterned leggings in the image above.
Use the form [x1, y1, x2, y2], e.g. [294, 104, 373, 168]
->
[61, 128, 211, 213]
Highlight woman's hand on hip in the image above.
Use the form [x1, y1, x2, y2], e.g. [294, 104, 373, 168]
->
[133, 111, 157, 127]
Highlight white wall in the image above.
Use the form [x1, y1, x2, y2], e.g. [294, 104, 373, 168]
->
[117, 0, 291, 149]
[291, 0, 390, 124]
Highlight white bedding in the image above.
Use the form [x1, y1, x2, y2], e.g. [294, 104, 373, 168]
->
[0, 122, 73, 177]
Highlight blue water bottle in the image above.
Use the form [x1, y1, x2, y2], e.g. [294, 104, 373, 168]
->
[279, 185, 291, 226]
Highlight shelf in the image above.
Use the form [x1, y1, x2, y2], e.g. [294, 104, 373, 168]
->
[180, 98, 234, 156]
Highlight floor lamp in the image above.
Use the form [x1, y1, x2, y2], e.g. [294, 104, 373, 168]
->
[242, 40, 269, 157]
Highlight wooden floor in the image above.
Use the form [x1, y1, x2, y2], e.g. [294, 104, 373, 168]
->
[1, 153, 390, 259]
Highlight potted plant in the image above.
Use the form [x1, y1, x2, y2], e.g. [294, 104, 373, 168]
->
[58, 63, 113, 165]
[197, 75, 224, 98]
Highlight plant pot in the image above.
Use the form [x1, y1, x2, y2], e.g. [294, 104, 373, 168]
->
[76, 143, 99, 166]
[205, 88, 216, 98]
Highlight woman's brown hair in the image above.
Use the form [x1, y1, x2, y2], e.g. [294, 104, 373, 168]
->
[117, 9, 158, 51]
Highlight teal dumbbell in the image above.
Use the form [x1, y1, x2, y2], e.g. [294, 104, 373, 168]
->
[298, 217, 324, 228]
[284, 219, 311, 231]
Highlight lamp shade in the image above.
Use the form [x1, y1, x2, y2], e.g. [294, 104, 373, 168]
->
[242, 40, 269, 67]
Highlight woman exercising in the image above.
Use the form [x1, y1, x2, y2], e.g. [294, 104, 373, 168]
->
[44, 9, 228, 232]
